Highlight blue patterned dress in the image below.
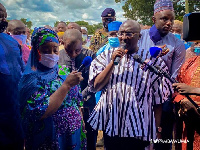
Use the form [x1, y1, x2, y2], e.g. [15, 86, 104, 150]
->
[21, 65, 87, 150]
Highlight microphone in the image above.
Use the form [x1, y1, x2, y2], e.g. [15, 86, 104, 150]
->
[114, 43, 126, 65]
[134, 55, 200, 112]
[149, 47, 162, 58]
[77, 56, 92, 72]
[149, 45, 169, 58]
[133, 55, 160, 75]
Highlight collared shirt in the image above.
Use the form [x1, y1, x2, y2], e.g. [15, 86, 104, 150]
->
[88, 48, 172, 140]
[138, 27, 186, 79]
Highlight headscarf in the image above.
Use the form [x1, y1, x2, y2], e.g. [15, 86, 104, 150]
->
[19, 27, 59, 110]
[154, 0, 174, 14]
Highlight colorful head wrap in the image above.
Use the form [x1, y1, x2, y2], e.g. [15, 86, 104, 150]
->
[154, 0, 174, 14]
[108, 21, 122, 32]
[31, 27, 59, 49]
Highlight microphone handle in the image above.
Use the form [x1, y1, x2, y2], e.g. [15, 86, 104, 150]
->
[113, 43, 126, 65]
[114, 56, 121, 65]
[77, 64, 84, 72]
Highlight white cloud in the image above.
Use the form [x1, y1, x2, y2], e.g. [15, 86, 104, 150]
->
[82, 13, 89, 19]
[1, 0, 127, 28]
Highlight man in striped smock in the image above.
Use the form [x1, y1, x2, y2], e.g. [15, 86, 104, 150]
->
[87, 20, 173, 150]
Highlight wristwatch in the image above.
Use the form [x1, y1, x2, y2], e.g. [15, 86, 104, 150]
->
[156, 127, 162, 133]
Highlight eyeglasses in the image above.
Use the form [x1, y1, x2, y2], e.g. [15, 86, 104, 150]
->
[117, 32, 139, 38]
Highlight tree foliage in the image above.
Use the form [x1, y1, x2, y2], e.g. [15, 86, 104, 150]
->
[20, 18, 33, 29]
[115, 0, 200, 25]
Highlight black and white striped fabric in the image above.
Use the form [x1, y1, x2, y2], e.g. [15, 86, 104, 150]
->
[88, 48, 173, 141]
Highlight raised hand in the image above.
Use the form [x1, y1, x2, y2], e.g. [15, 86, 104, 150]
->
[64, 71, 84, 88]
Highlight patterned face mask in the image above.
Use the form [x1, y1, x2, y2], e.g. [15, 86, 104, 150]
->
[39, 54, 59, 68]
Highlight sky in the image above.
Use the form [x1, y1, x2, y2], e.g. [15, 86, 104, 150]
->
[1, 0, 126, 28]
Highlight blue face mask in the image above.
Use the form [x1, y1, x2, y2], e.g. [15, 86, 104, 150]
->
[11, 34, 27, 45]
[108, 37, 120, 48]
[173, 33, 181, 40]
[194, 46, 200, 55]
[187, 41, 194, 47]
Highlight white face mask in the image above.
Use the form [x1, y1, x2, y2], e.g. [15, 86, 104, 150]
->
[39, 54, 59, 68]
[82, 34, 87, 42]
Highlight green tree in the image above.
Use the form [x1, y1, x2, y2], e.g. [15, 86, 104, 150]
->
[54, 21, 59, 27]
[115, 0, 200, 25]
[20, 18, 32, 29]
[75, 21, 89, 26]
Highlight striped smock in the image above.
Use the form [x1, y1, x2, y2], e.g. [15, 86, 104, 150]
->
[88, 47, 173, 141]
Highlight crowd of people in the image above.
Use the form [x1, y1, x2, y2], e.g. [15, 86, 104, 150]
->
[1, 0, 200, 150]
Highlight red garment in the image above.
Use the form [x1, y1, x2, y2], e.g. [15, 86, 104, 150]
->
[21, 44, 31, 64]
[174, 56, 200, 150]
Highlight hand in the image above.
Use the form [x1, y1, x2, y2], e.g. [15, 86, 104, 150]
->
[179, 98, 200, 118]
[111, 48, 127, 62]
[157, 44, 169, 57]
[172, 83, 200, 95]
[64, 71, 83, 88]
[140, 59, 151, 70]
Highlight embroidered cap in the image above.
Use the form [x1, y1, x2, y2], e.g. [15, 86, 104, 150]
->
[154, 0, 174, 14]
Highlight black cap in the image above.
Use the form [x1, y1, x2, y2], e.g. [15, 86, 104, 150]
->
[101, 8, 115, 17]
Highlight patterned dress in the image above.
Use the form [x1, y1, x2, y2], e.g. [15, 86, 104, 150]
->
[21, 65, 86, 150]
[174, 56, 200, 150]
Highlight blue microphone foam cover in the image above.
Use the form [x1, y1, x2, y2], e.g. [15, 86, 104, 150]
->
[149, 47, 162, 58]
[82, 56, 92, 67]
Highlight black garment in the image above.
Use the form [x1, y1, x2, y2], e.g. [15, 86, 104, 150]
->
[59, 48, 97, 150]
[104, 133, 150, 150]
[155, 99, 175, 150]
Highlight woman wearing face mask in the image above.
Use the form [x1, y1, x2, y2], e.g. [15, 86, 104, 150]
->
[18, 27, 86, 150]
[173, 42, 200, 150]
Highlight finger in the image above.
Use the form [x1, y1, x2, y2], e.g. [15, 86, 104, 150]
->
[172, 83, 179, 87]
[80, 77, 84, 81]
[71, 71, 78, 74]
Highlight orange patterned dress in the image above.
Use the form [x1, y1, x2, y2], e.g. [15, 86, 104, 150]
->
[174, 56, 200, 150]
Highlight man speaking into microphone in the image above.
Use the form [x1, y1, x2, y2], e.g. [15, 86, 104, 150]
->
[87, 20, 173, 150]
